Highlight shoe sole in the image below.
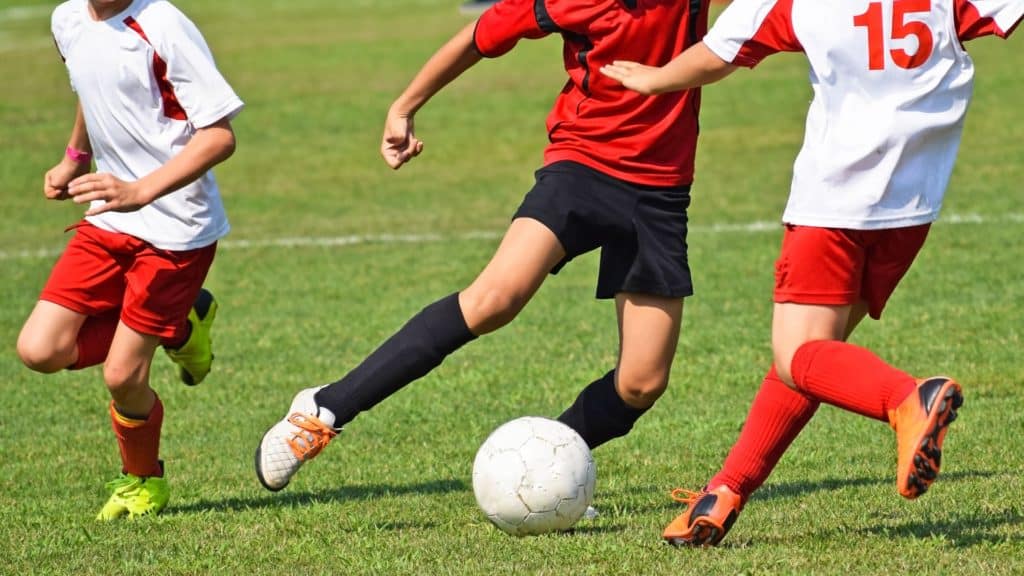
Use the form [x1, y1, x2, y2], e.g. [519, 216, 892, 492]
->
[254, 429, 288, 493]
[665, 519, 724, 547]
[664, 505, 737, 547]
[902, 379, 964, 499]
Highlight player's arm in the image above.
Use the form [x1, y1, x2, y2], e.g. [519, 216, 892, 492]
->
[44, 102, 92, 201]
[382, 21, 482, 170]
[600, 42, 738, 95]
[66, 117, 236, 216]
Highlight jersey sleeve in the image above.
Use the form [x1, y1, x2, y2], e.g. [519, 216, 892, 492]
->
[473, 0, 553, 58]
[702, 0, 802, 68]
[51, 11, 67, 61]
[50, 2, 78, 89]
[955, 0, 1024, 39]
[157, 8, 244, 128]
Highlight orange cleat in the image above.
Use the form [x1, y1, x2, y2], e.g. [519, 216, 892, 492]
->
[662, 484, 742, 547]
[888, 377, 963, 499]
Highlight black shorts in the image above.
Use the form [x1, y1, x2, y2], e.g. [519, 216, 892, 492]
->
[513, 161, 693, 299]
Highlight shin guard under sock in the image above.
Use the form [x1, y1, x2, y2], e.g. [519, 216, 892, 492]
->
[109, 396, 164, 478]
[315, 293, 476, 427]
[791, 340, 916, 423]
[709, 366, 819, 501]
[557, 370, 647, 449]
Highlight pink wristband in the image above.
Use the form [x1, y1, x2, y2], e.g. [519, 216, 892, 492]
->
[66, 146, 92, 164]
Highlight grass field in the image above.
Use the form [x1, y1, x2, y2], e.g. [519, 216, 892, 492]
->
[1, 1, 1022, 574]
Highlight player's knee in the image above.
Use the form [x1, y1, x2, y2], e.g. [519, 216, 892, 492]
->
[460, 287, 527, 333]
[772, 350, 799, 389]
[16, 332, 70, 373]
[102, 362, 147, 395]
[615, 368, 669, 409]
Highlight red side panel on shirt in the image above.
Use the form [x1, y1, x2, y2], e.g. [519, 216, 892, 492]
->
[955, 0, 1021, 39]
[733, 0, 802, 67]
[124, 16, 188, 120]
[472, 0, 709, 187]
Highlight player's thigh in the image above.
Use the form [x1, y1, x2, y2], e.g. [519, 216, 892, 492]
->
[461, 217, 566, 327]
[844, 300, 870, 339]
[39, 222, 129, 317]
[774, 225, 865, 307]
[121, 242, 215, 345]
[17, 301, 89, 362]
[598, 183, 692, 300]
[771, 302, 853, 382]
[615, 292, 683, 401]
[859, 224, 930, 319]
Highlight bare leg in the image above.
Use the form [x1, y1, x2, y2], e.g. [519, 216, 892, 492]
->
[557, 292, 683, 448]
[459, 217, 566, 335]
[17, 301, 88, 372]
[614, 292, 683, 408]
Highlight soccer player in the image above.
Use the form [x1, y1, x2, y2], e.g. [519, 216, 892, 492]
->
[255, 0, 711, 492]
[17, 0, 243, 520]
[600, 0, 1022, 546]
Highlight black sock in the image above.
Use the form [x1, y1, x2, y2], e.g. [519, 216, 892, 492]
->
[315, 293, 476, 427]
[557, 370, 648, 449]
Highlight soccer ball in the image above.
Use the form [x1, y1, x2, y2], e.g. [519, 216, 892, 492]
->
[472, 416, 596, 536]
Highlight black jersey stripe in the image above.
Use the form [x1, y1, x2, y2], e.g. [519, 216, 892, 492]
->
[534, 0, 560, 33]
[687, 0, 702, 44]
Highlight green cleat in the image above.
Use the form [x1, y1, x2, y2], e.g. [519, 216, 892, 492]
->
[165, 288, 218, 386]
[96, 473, 169, 521]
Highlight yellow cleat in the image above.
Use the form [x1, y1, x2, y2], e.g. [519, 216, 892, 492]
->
[166, 288, 218, 386]
[96, 473, 169, 521]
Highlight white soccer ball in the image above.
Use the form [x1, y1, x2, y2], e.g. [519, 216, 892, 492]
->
[472, 416, 596, 536]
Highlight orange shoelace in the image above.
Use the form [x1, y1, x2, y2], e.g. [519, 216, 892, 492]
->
[285, 413, 338, 460]
[670, 488, 704, 505]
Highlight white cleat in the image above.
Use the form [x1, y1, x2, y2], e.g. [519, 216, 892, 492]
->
[255, 387, 338, 492]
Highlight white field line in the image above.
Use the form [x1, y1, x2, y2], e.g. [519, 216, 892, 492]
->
[2, 212, 1022, 262]
[0, 5, 51, 22]
[0, 5, 54, 53]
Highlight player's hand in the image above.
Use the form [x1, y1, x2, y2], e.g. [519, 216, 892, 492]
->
[43, 157, 90, 201]
[599, 61, 661, 95]
[67, 173, 151, 216]
[381, 108, 424, 170]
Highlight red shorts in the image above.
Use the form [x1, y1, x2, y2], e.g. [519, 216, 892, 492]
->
[40, 222, 216, 342]
[773, 224, 930, 319]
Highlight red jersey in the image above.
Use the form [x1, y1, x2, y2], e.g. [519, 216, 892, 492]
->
[474, 0, 710, 187]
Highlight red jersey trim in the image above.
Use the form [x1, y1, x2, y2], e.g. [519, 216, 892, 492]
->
[123, 16, 188, 121]
[734, 0, 802, 67]
[955, 0, 1023, 39]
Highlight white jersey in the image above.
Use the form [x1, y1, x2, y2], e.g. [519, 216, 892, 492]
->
[52, 0, 243, 250]
[704, 0, 1022, 229]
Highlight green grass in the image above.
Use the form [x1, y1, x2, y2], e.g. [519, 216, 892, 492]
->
[1, 1, 1022, 574]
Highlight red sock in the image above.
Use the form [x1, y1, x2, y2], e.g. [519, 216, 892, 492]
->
[790, 340, 916, 422]
[708, 366, 819, 502]
[72, 311, 119, 370]
[109, 396, 164, 477]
